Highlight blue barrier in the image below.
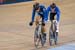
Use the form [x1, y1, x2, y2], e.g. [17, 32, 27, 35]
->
[48, 43, 75, 50]
[0, 0, 33, 5]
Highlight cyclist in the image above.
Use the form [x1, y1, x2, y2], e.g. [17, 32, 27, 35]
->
[29, 2, 48, 42]
[47, 3, 61, 40]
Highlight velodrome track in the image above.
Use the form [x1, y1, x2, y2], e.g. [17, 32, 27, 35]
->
[0, 0, 75, 50]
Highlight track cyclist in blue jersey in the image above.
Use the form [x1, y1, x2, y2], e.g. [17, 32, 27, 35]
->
[47, 3, 61, 45]
[29, 2, 48, 43]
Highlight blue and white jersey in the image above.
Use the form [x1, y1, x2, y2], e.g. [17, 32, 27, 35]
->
[31, 4, 48, 22]
[47, 6, 61, 22]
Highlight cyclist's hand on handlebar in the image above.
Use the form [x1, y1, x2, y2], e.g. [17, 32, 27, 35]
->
[29, 22, 33, 26]
[42, 22, 45, 26]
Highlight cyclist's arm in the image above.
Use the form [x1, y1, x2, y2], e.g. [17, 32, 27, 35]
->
[47, 6, 51, 21]
[43, 9, 48, 22]
[31, 9, 36, 22]
[56, 12, 60, 22]
[56, 6, 61, 22]
[47, 6, 51, 15]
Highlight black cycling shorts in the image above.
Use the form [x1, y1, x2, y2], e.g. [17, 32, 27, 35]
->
[50, 13, 56, 21]
[39, 14, 44, 22]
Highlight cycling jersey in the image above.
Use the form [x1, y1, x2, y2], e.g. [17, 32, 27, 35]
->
[31, 4, 48, 22]
[47, 6, 60, 22]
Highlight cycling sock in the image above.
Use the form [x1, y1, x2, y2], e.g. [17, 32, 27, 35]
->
[43, 33, 46, 40]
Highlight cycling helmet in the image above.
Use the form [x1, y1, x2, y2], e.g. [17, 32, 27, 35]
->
[33, 2, 39, 10]
[50, 3, 56, 9]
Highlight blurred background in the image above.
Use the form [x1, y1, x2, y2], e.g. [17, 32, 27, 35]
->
[0, 0, 33, 4]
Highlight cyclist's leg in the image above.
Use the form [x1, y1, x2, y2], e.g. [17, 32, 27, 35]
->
[50, 13, 56, 38]
[41, 16, 47, 41]
[49, 15, 54, 45]
[56, 21, 59, 35]
[54, 20, 59, 38]
[42, 26, 46, 33]
[54, 21, 59, 45]
[42, 25, 46, 39]
[53, 18, 59, 45]
[56, 21, 59, 40]
[35, 16, 41, 26]
[35, 16, 46, 46]
[41, 15, 46, 33]
[34, 16, 41, 47]
[35, 16, 41, 39]
[50, 13, 56, 31]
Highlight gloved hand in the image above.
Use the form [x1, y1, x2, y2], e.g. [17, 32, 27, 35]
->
[42, 22, 45, 26]
[29, 22, 33, 26]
